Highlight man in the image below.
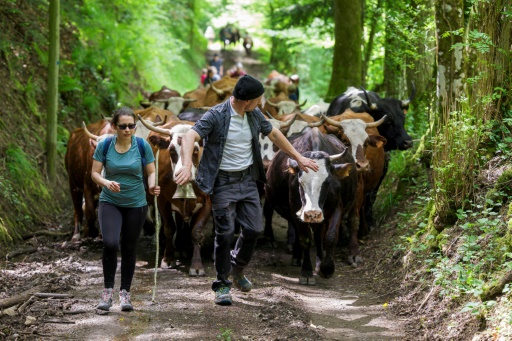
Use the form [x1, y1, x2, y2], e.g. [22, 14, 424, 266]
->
[229, 62, 246, 78]
[175, 75, 318, 306]
[209, 53, 224, 77]
[289, 74, 300, 101]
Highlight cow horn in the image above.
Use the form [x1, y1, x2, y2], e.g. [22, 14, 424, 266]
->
[296, 99, 307, 108]
[199, 106, 212, 110]
[321, 114, 343, 128]
[137, 114, 171, 136]
[360, 86, 378, 110]
[210, 81, 224, 95]
[266, 110, 277, 120]
[266, 99, 278, 107]
[184, 98, 197, 102]
[402, 82, 416, 108]
[279, 114, 297, 128]
[154, 98, 170, 102]
[365, 115, 387, 128]
[328, 149, 347, 162]
[82, 121, 100, 141]
[308, 118, 325, 127]
[153, 115, 168, 127]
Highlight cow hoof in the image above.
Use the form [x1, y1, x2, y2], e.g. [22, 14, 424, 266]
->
[290, 258, 301, 267]
[189, 268, 205, 276]
[161, 260, 177, 269]
[299, 276, 316, 285]
[347, 255, 363, 268]
[71, 233, 81, 243]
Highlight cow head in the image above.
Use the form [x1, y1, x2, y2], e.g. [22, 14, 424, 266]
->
[152, 97, 197, 114]
[288, 150, 353, 223]
[82, 121, 114, 148]
[259, 114, 297, 167]
[204, 77, 237, 106]
[266, 99, 306, 116]
[322, 115, 387, 172]
[140, 116, 200, 181]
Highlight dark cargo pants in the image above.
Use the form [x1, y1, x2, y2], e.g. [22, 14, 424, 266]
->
[211, 169, 263, 291]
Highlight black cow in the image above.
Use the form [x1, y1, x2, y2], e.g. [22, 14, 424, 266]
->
[265, 128, 358, 285]
[326, 86, 414, 152]
[326, 86, 415, 229]
[177, 108, 207, 122]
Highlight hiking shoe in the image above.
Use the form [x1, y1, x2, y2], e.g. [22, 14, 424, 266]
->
[233, 273, 252, 292]
[214, 286, 232, 306]
[96, 288, 113, 311]
[119, 289, 133, 311]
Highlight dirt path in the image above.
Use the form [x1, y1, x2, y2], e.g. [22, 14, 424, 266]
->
[0, 49, 406, 340]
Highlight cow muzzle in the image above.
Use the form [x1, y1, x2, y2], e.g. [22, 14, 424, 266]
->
[400, 140, 414, 150]
[302, 210, 324, 223]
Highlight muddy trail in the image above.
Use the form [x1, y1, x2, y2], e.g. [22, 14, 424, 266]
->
[0, 48, 407, 340]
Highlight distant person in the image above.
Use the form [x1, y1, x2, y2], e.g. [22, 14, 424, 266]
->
[209, 53, 224, 77]
[229, 62, 246, 78]
[203, 66, 221, 86]
[289, 74, 300, 101]
[204, 26, 215, 44]
[91, 107, 160, 312]
[200, 68, 208, 85]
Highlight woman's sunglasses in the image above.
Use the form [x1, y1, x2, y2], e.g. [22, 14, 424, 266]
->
[117, 123, 136, 130]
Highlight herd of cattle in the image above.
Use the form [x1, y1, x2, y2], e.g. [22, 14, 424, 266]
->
[65, 72, 415, 284]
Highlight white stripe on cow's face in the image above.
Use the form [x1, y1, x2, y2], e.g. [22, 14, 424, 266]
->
[277, 101, 298, 115]
[169, 124, 198, 181]
[346, 87, 366, 109]
[296, 158, 329, 223]
[339, 119, 368, 163]
[286, 120, 308, 137]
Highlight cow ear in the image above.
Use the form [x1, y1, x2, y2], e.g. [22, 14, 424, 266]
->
[155, 115, 162, 123]
[333, 163, 353, 178]
[367, 135, 387, 148]
[148, 135, 170, 149]
[287, 158, 299, 174]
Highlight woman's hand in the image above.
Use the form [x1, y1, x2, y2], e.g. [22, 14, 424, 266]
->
[106, 181, 121, 192]
[149, 185, 161, 196]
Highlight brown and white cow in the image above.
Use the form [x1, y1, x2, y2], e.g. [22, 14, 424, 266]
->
[66, 119, 114, 241]
[322, 111, 387, 235]
[203, 76, 238, 106]
[139, 116, 212, 276]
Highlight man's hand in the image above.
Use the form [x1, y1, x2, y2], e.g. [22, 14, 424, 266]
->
[175, 167, 192, 185]
[297, 156, 319, 173]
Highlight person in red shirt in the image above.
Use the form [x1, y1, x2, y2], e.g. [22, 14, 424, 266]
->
[229, 62, 246, 78]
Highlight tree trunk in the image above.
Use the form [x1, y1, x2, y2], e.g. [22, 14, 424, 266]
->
[46, 0, 60, 183]
[326, 0, 363, 101]
[383, 0, 405, 98]
[362, 0, 383, 86]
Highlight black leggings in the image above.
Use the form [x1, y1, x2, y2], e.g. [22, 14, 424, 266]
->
[98, 202, 148, 291]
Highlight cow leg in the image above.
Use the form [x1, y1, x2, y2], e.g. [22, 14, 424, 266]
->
[290, 221, 302, 266]
[83, 183, 98, 239]
[318, 208, 342, 278]
[365, 152, 390, 229]
[174, 213, 192, 259]
[69, 188, 83, 242]
[188, 202, 211, 276]
[160, 202, 178, 269]
[298, 224, 315, 285]
[262, 199, 276, 247]
[346, 213, 363, 267]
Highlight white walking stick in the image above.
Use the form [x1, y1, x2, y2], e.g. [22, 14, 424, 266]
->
[152, 149, 160, 302]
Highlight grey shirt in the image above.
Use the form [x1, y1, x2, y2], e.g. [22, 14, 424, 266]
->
[219, 101, 253, 171]
[191, 99, 273, 195]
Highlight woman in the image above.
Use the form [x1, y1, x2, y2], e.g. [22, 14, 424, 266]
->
[203, 66, 221, 86]
[91, 107, 160, 311]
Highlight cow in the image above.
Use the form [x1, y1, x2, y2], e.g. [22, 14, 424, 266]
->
[243, 35, 253, 56]
[140, 86, 197, 114]
[177, 108, 208, 122]
[66, 119, 114, 241]
[326, 86, 414, 152]
[266, 127, 358, 284]
[203, 77, 238, 106]
[183, 87, 208, 109]
[263, 71, 290, 99]
[322, 112, 387, 235]
[264, 98, 307, 117]
[138, 116, 212, 276]
[302, 100, 330, 118]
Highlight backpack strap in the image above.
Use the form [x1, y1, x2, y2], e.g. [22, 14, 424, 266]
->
[102, 136, 114, 165]
[136, 137, 148, 189]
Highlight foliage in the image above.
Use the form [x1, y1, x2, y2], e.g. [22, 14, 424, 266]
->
[216, 327, 233, 341]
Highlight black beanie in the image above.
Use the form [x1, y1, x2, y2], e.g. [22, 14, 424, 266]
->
[233, 74, 265, 100]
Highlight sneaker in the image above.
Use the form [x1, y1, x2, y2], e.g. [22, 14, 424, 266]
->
[233, 273, 252, 292]
[214, 286, 232, 306]
[119, 289, 133, 311]
[96, 288, 113, 311]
